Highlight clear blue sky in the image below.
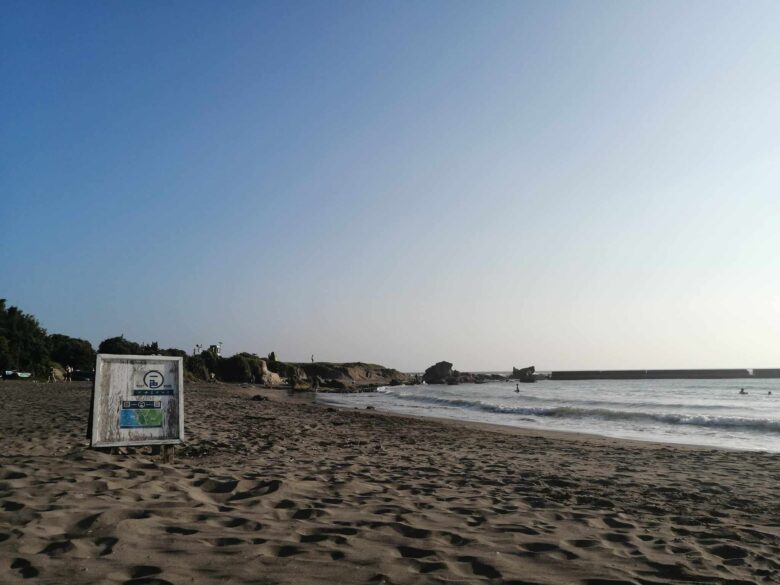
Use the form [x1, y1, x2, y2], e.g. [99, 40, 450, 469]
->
[3, 1, 780, 371]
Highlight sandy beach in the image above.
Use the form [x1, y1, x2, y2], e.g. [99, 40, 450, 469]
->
[1, 381, 778, 584]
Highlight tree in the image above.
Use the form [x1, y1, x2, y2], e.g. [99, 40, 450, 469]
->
[0, 299, 50, 374]
[98, 335, 142, 355]
[49, 334, 96, 370]
[185, 354, 209, 380]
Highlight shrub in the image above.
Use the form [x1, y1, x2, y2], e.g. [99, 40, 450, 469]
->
[218, 354, 252, 383]
[185, 354, 209, 380]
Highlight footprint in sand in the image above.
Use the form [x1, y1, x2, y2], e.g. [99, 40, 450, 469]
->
[128, 566, 162, 579]
[521, 542, 580, 560]
[292, 508, 325, 520]
[389, 522, 431, 539]
[212, 537, 245, 547]
[456, 555, 502, 579]
[276, 545, 302, 557]
[398, 545, 436, 559]
[95, 536, 118, 556]
[568, 539, 600, 549]
[196, 477, 239, 494]
[709, 543, 749, 566]
[603, 516, 635, 530]
[39, 540, 74, 557]
[165, 526, 198, 535]
[299, 533, 329, 543]
[10, 557, 39, 579]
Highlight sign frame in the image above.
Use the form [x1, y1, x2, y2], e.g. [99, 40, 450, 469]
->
[91, 354, 184, 448]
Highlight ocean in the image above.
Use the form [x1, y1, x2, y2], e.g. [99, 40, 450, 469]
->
[317, 378, 780, 452]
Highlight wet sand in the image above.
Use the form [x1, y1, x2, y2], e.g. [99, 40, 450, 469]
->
[1, 381, 778, 584]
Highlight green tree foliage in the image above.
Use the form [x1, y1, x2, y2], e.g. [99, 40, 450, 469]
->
[0, 336, 11, 372]
[237, 352, 266, 380]
[185, 354, 209, 380]
[98, 335, 142, 355]
[218, 354, 252, 383]
[0, 300, 271, 384]
[96, 336, 187, 358]
[0, 299, 50, 374]
[49, 334, 96, 370]
[198, 347, 219, 375]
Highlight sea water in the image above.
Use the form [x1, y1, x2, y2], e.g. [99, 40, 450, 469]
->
[317, 378, 780, 452]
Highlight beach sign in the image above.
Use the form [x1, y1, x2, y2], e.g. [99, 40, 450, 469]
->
[91, 354, 184, 448]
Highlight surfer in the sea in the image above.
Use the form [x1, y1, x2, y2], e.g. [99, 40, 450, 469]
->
[739, 388, 747, 395]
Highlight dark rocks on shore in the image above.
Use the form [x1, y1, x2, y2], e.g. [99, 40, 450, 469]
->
[423, 361, 511, 385]
[509, 366, 536, 383]
[423, 361, 454, 384]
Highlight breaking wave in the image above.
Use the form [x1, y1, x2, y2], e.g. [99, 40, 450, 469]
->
[383, 392, 780, 433]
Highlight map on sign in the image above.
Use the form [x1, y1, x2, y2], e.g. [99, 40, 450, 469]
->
[91, 355, 184, 448]
[120, 400, 163, 428]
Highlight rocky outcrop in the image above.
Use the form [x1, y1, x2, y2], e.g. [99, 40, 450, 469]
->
[423, 361, 512, 385]
[423, 361, 453, 384]
[258, 359, 284, 386]
[509, 366, 536, 383]
[298, 362, 410, 391]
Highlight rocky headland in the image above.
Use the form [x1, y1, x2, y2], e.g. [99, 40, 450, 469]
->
[421, 361, 516, 385]
[262, 357, 411, 391]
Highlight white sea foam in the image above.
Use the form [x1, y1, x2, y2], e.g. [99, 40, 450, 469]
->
[320, 378, 780, 451]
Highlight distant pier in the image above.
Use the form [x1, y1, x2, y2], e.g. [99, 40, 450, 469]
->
[549, 368, 780, 380]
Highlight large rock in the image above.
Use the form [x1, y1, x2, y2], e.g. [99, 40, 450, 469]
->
[423, 361, 453, 384]
[509, 366, 535, 382]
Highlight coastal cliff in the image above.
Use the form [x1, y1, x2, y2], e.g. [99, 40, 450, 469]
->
[292, 362, 411, 390]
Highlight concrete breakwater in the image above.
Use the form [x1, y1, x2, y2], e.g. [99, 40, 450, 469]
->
[550, 368, 780, 380]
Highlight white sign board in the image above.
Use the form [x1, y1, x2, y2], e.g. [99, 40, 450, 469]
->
[91, 354, 184, 448]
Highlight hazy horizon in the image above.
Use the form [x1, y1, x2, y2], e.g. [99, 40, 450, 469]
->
[3, 1, 780, 372]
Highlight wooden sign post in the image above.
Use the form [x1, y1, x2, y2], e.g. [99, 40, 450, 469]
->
[91, 354, 184, 450]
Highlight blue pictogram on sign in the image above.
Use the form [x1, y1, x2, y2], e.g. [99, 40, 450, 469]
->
[143, 370, 164, 389]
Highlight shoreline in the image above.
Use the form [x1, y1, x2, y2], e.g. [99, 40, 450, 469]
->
[309, 392, 777, 455]
[190, 382, 775, 454]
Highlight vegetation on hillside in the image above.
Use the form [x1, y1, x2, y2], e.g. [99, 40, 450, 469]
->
[1, 300, 404, 387]
[0, 299, 280, 383]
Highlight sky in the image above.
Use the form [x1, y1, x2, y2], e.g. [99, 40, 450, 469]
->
[2, 1, 780, 372]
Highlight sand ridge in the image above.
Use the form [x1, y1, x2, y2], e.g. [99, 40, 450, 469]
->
[1, 381, 779, 584]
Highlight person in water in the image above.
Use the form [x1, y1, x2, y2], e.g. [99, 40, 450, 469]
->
[515, 383, 519, 393]
[739, 388, 747, 395]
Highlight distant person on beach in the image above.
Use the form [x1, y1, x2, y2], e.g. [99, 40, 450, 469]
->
[311, 354, 314, 363]
[47, 367, 56, 383]
[65, 365, 72, 382]
[515, 383, 519, 393]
